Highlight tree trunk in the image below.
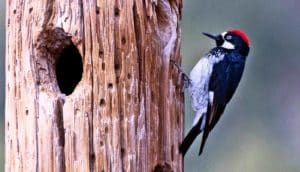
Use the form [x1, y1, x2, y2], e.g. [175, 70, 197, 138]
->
[5, 0, 183, 171]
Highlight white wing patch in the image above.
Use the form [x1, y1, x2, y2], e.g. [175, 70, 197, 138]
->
[209, 91, 214, 104]
[189, 52, 224, 128]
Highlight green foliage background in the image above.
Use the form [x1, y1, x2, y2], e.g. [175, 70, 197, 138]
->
[1, 0, 300, 171]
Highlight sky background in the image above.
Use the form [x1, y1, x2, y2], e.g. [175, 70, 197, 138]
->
[1, 0, 300, 171]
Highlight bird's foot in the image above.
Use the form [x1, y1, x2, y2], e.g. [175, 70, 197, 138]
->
[170, 60, 191, 89]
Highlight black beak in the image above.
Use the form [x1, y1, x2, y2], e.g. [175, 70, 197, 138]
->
[202, 32, 218, 40]
[202, 32, 224, 46]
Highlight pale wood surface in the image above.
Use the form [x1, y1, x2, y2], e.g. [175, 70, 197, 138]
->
[5, 0, 183, 171]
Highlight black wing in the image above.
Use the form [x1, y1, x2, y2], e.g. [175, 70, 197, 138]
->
[209, 56, 245, 129]
[198, 55, 245, 155]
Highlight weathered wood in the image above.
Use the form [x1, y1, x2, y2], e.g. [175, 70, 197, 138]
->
[5, 0, 183, 171]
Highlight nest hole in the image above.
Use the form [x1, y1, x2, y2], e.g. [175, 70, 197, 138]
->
[56, 43, 83, 95]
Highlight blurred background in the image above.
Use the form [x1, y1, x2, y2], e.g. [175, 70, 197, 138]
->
[0, 0, 300, 171]
[182, 0, 300, 171]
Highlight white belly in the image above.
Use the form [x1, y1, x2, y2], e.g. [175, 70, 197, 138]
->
[188, 52, 224, 127]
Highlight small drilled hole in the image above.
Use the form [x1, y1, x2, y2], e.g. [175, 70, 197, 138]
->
[90, 153, 95, 162]
[64, 17, 68, 22]
[13, 9, 16, 14]
[114, 7, 120, 17]
[96, 6, 100, 14]
[29, 7, 33, 13]
[121, 37, 126, 44]
[114, 63, 120, 70]
[99, 99, 106, 106]
[102, 63, 105, 70]
[56, 43, 83, 95]
[127, 73, 131, 79]
[108, 83, 113, 89]
[121, 148, 125, 157]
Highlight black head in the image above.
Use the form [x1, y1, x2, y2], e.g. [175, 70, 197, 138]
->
[203, 29, 250, 56]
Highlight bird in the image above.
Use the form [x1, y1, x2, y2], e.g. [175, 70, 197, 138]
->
[176, 29, 250, 156]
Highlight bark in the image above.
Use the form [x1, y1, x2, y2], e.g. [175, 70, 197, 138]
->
[5, 0, 183, 171]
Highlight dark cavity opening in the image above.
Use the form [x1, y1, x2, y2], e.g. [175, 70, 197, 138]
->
[56, 43, 83, 95]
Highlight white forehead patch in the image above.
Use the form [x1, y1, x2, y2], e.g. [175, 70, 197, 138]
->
[221, 32, 235, 49]
[221, 32, 227, 37]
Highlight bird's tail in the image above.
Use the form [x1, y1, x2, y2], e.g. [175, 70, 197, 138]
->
[179, 126, 201, 156]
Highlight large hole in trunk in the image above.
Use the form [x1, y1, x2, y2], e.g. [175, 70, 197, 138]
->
[56, 43, 83, 95]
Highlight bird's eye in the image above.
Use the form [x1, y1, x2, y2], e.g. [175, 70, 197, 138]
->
[225, 35, 232, 40]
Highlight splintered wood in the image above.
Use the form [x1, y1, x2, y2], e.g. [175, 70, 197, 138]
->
[5, 0, 183, 171]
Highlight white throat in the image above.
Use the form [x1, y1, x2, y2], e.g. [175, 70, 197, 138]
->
[221, 40, 235, 49]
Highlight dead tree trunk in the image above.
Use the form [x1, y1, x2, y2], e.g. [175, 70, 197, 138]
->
[5, 0, 183, 171]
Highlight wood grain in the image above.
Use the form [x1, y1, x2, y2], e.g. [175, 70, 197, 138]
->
[5, 0, 183, 171]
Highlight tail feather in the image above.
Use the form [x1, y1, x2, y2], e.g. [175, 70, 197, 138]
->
[199, 104, 212, 156]
[179, 126, 201, 156]
[198, 128, 209, 155]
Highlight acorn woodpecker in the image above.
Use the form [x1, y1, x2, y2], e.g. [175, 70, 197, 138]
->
[177, 29, 250, 156]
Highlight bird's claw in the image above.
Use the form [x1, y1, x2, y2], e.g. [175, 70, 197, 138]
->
[170, 60, 191, 89]
[182, 73, 192, 89]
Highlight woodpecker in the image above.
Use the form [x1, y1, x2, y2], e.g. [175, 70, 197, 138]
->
[177, 29, 250, 156]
